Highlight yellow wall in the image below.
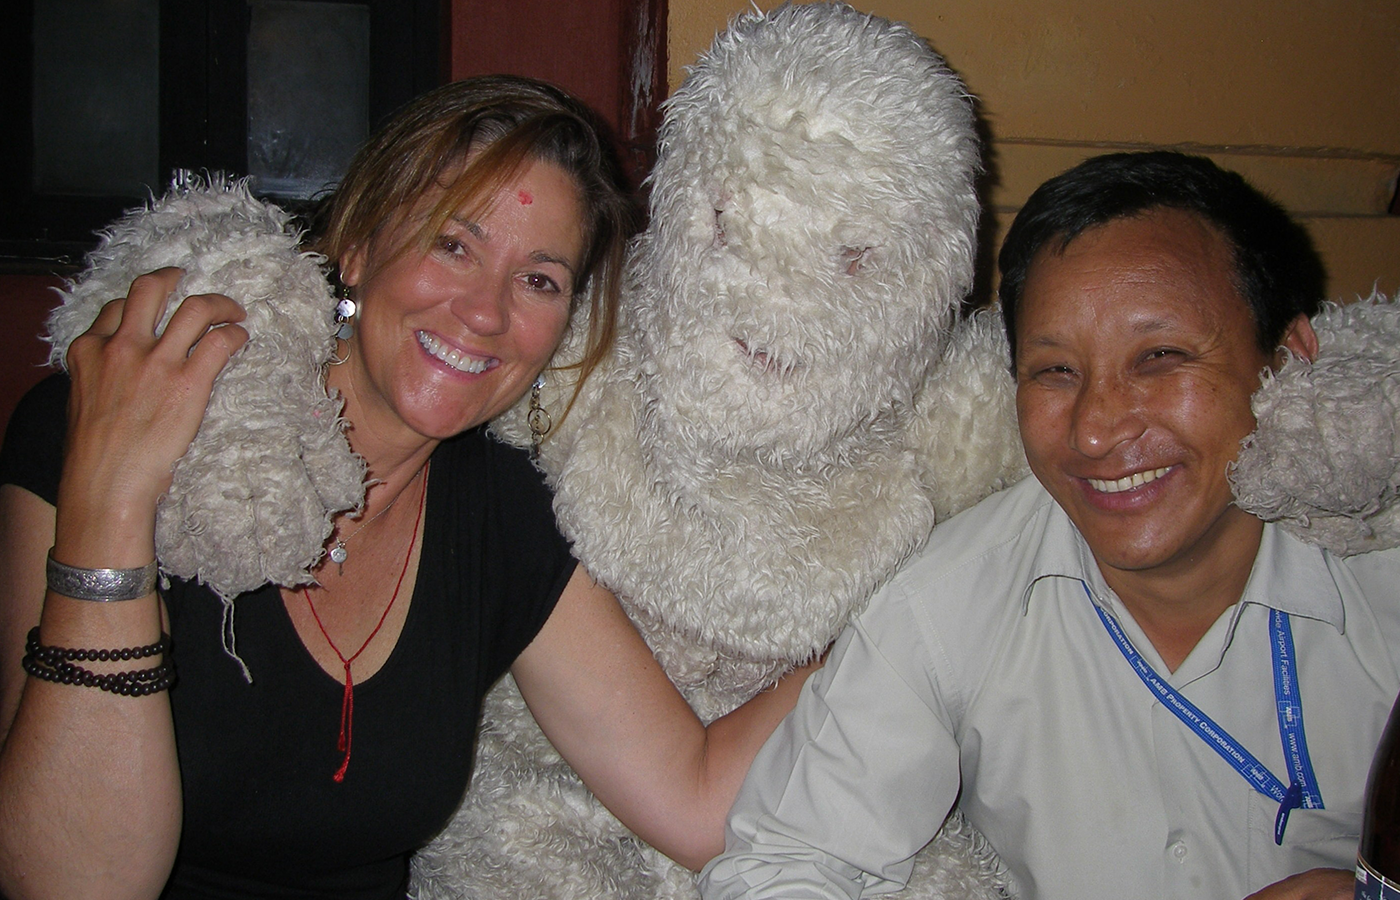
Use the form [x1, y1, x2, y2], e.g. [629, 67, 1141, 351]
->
[669, 0, 1400, 302]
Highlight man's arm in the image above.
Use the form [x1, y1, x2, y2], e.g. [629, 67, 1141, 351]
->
[699, 592, 963, 899]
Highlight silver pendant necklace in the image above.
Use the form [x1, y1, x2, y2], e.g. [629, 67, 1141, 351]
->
[328, 467, 426, 575]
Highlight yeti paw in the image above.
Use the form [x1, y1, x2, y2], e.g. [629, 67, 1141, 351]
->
[1232, 294, 1400, 555]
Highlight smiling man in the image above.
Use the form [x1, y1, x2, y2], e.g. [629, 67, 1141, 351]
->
[699, 152, 1400, 900]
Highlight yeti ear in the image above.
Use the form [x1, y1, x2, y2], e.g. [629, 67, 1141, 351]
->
[839, 245, 874, 276]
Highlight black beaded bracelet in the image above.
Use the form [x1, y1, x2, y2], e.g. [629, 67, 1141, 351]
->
[21, 627, 175, 696]
[25, 627, 168, 663]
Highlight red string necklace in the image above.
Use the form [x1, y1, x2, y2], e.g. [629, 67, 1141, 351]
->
[303, 462, 428, 783]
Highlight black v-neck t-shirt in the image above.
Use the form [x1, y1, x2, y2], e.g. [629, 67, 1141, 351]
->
[1, 374, 577, 898]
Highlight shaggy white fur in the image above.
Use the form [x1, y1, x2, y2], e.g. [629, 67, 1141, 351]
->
[413, 4, 1024, 898]
[1232, 292, 1400, 555]
[44, 176, 365, 652]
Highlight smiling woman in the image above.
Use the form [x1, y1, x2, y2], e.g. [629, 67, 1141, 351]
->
[0, 76, 814, 900]
[335, 156, 585, 444]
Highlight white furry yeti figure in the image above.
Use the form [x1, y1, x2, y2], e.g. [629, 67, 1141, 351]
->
[412, 4, 1025, 898]
[44, 176, 365, 644]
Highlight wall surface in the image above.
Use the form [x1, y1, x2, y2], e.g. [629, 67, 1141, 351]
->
[449, 0, 666, 191]
[669, 0, 1400, 302]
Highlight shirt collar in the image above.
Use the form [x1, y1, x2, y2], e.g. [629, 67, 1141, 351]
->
[1019, 492, 1344, 635]
[1018, 493, 1105, 614]
[1241, 522, 1345, 632]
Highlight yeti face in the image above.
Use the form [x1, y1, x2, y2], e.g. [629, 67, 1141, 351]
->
[633, 4, 979, 463]
[639, 141, 945, 461]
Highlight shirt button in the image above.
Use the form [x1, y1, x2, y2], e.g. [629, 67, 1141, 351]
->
[1169, 841, 1188, 862]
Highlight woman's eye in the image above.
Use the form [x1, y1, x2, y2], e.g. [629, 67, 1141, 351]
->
[435, 235, 465, 256]
[524, 272, 563, 294]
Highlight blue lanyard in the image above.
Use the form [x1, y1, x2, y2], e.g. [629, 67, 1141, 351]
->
[1083, 582, 1323, 844]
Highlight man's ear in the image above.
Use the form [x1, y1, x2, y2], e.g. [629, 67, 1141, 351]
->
[1276, 313, 1319, 365]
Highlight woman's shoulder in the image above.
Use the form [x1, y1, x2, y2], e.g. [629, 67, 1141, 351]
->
[5, 371, 70, 438]
[423, 424, 576, 674]
[426, 424, 566, 560]
[434, 425, 552, 502]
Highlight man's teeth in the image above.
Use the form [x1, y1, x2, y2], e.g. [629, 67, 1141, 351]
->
[418, 332, 489, 374]
[1088, 466, 1171, 494]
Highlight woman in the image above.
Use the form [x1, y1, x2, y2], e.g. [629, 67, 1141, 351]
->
[0, 77, 807, 899]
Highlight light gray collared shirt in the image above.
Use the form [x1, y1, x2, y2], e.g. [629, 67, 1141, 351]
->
[700, 476, 1400, 900]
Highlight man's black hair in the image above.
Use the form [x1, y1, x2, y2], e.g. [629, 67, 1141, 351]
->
[997, 150, 1325, 363]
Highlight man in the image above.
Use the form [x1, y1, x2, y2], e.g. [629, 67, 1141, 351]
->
[698, 152, 1400, 900]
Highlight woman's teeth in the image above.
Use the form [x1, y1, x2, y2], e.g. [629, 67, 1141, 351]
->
[1088, 466, 1171, 494]
[418, 332, 490, 374]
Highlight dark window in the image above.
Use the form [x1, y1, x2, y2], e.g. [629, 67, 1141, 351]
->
[0, 0, 443, 272]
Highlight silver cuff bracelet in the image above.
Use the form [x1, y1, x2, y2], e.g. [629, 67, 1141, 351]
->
[46, 552, 159, 602]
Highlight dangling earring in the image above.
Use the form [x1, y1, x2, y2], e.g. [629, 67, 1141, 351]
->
[328, 273, 357, 366]
[528, 375, 553, 461]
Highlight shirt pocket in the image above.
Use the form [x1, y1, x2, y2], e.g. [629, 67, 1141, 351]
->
[1249, 793, 1359, 880]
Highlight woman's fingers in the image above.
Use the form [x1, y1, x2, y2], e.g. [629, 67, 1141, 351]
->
[161, 292, 250, 388]
[184, 320, 250, 380]
[58, 269, 251, 521]
[69, 268, 248, 370]
[109, 268, 184, 340]
[158, 291, 249, 362]
[86, 296, 129, 336]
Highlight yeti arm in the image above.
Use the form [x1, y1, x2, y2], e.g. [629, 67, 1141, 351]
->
[914, 310, 1028, 521]
[0, 270, 247, 900]
[511, 566, 816, 871]
[1232, 295, 1400, 554]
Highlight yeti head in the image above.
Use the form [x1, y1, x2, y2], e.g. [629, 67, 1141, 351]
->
[633, 2, 979, 464]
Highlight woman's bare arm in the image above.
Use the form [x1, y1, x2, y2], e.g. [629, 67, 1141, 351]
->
[0, 486, 179, 900]
[0, 269, 247, 900]
[512, 567, 818, 871]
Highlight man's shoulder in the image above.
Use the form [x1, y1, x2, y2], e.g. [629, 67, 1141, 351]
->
[1334, 539, 1400, 575]
[853, 476, 1064, 726]
[1287, 530, 1400, 611]
[884, 475, 1061, 609]
[1264, 528, 1400, 672]
[1330, 540, 1400, 633]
